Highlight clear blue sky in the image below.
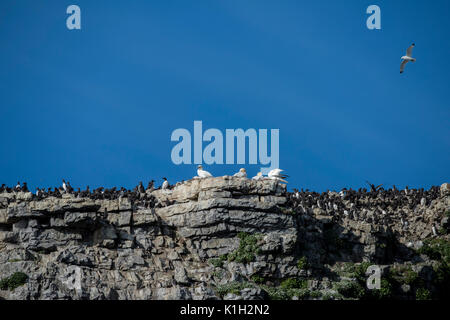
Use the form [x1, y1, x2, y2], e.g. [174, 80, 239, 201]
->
[0, 0, 449, 192]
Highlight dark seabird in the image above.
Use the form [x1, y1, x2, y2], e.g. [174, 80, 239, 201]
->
[22, 182, 29, 192]
[146, 180, 155, 191]
[15, 182, 21, 191]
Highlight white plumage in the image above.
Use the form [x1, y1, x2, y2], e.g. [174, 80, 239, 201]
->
[268, 168, 288, 183]
[400, 43, 416, 74]
[233, 168, 247, 178]
[252, 172, 264, 180]
[197, 165, 213, 178]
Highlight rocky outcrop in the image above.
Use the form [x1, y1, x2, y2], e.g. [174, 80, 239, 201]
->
[0, 178, 449, 300]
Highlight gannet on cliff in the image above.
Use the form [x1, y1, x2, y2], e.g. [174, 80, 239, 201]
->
[268, 168, 288, 183]
[252, 172, 264, 180]
[400, 43, 416, 74]
[197, 165, 213, 178]
[233, 168, 247, 178]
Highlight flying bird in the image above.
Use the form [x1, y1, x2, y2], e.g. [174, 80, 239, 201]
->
[233, 168, 247, 178]
[400, 43, 416, 74]
[197, 165, 213, 178]
[268, 168, 288, 183]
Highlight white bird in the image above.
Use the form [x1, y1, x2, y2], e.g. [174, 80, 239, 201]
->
[162, 177, 169, 190]
[400, 43, 416, 74]
[252, 172, 264, 180]
[268, 168, 288, 183]
[233, 168, 247, 178]
[197, 165, 213, 178]
[62, 179, 67, 192]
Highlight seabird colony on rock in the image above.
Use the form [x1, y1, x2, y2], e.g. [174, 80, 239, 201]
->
[0, 177, 445, 237]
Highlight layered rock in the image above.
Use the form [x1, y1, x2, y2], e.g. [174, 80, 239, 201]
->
[0, 178, 449, 300]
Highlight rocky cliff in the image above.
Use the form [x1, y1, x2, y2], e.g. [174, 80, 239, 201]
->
[0, 178, 449, 300]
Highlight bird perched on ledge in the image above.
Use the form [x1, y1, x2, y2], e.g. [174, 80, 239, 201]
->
[162, 177, 170, 190]
[268, 168, 288, 183]
[252, 172, 264, 180]
[197, 165, 213, 178]
[233, 168, 247, 178]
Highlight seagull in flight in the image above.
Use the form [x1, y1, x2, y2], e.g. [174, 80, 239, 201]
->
[400, 43, 416, 74]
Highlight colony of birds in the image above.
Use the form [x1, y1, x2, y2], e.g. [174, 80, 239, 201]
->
[1, 165, 442, 226]
[0, 166, 287, 207]
[287, 182, 442, 229]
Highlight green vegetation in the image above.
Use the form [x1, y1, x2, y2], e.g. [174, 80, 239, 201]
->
[212, 270, 225, 279]
[335, 281, 365, 299]
[416, 288, 431, 300]
[208, 255, 228, 268]
[280, 278, 307, 290]
[250, 275, 265, 284]
[417, 238, 450, 298]
[0, 272, 28, 291]
[335, 262, 393, 300]
[417, 239, 450, 263]
[297, 256, 308, 270]
[261, 285, 310, 300]
[227, 232, 262, 264]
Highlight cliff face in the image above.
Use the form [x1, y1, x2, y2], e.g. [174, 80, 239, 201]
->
[0, 178, 449, 300]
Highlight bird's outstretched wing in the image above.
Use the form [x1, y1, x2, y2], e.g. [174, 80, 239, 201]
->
[376, 184, 383, 190]
[406, 43, 415, 57]
[400, 60, 408, 73]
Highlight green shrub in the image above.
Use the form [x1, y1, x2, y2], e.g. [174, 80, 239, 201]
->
[0, 272, 28, 291]
[209, 255, 227, 268]
[370, 279, 393, 300]
[227, 232, 262, 264]
[297, 256, 308, 270]
[280, 278, 307, 290]
[416, 288, 431, 300]
[335, 281, 365, 299]
[250, 275, 265, 284]
[417, 239, 450, 263]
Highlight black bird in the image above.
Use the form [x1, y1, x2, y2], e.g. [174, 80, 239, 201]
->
[146, 180, 155, 191]
[22, 182, 29, 192]
[138, 181, 145, 193]
[366, 181, 382, 193]
[15, 181, 21, 191]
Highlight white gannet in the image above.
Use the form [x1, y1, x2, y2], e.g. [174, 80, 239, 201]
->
[268, 168, 288, 183]
[197, 165, 213, 178]
[233, 168, 247, 178]
[252, 172, 264, 180]
[162, 177, 169, 190]
[400, 43, 416, 74]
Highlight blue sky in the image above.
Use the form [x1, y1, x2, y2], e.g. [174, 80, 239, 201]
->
[0, 0, 449, 192]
